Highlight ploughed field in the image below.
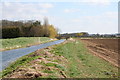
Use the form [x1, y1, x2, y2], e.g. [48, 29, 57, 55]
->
[80, 38, 119, 67]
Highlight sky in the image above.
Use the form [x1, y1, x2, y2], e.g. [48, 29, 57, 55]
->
[0, 0, 119, 34]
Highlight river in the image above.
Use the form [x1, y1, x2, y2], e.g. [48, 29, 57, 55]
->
[0, 39, 65, 71]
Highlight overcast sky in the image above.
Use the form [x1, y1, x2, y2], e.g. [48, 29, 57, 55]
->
[1, 0, 119, 34]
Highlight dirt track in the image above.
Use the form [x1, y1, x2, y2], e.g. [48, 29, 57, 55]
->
[80, 38, 119, 67]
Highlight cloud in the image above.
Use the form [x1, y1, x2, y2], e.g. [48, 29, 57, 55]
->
[102, 12, 118, 18]
[2, 3, 54, 20]
[72, 11, 118, 23]
[70, 11, 118, 34]
[40, 3, 54, 8]
[72, 19, 81, 22]
[79, 0, 112, 5]
[0, 3, 2, 19]
[84, 0, 110, 3]
[3, 3, 54, 9]
[64, 9, 80, 13]
[1, 0, 119, 3]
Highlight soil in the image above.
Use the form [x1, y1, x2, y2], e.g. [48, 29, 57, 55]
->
[80, 38, 120, 68]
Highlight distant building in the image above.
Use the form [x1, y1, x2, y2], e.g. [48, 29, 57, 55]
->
[116, 33, 120, 37]
[88, 34, 116, 38]
[60, 32, 89, 37]
[60, 33, 76, 37]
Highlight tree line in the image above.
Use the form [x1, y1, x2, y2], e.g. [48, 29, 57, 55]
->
[1, 18, 58, 38]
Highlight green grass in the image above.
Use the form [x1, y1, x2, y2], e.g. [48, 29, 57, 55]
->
[1, 52, 41, 77]
[43, 70, 54, 73]
[51, 40, 118, 78]
[45, 63, 57, 67]
[1, 37, 53, 51]
[44, 63, 65, 71]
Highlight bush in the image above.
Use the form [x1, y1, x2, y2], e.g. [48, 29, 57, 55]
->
[2, 27, 20, 38]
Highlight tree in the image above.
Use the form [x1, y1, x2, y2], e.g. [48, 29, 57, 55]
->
[43, 17, 49, 37]
[48, 25, 57, 38]
[1, 19, 58, 38]
[33, 21, 41, 27]
[29, 21, 42, 37]
[76, 32, 89, 37]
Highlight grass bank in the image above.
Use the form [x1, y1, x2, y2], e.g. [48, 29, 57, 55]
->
[51, 40, 118, 78]
[1, 37, 56, 51]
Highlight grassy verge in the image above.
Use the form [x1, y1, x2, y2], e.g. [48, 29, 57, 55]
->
[1, 37, 56, 51]
[51, 40, 118, 78]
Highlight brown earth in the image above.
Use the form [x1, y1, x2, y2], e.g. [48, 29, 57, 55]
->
[79, 38, 120, 68]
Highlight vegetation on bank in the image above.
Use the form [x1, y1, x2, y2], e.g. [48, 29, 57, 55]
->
[1, 37, 56, 51]
[1, 39, 118, 78]
[1, 52, 41, 77]
[1, 48, 67, 78]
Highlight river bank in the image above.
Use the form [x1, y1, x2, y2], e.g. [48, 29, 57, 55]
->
[1, 37, 57, 51]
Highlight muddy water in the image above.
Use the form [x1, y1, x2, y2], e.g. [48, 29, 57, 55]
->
[0, 39, 65, 71]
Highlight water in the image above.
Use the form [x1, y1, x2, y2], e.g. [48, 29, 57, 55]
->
[0, 39, 65, 71]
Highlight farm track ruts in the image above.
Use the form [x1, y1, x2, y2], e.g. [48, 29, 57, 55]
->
[79, 38, 120, 67]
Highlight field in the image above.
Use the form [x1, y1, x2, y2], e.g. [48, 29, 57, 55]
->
[80, 38, 119, 67]
[1, 37, 55, 51]
[51, 39, 118, 78]
[1, 39, 118, 78]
